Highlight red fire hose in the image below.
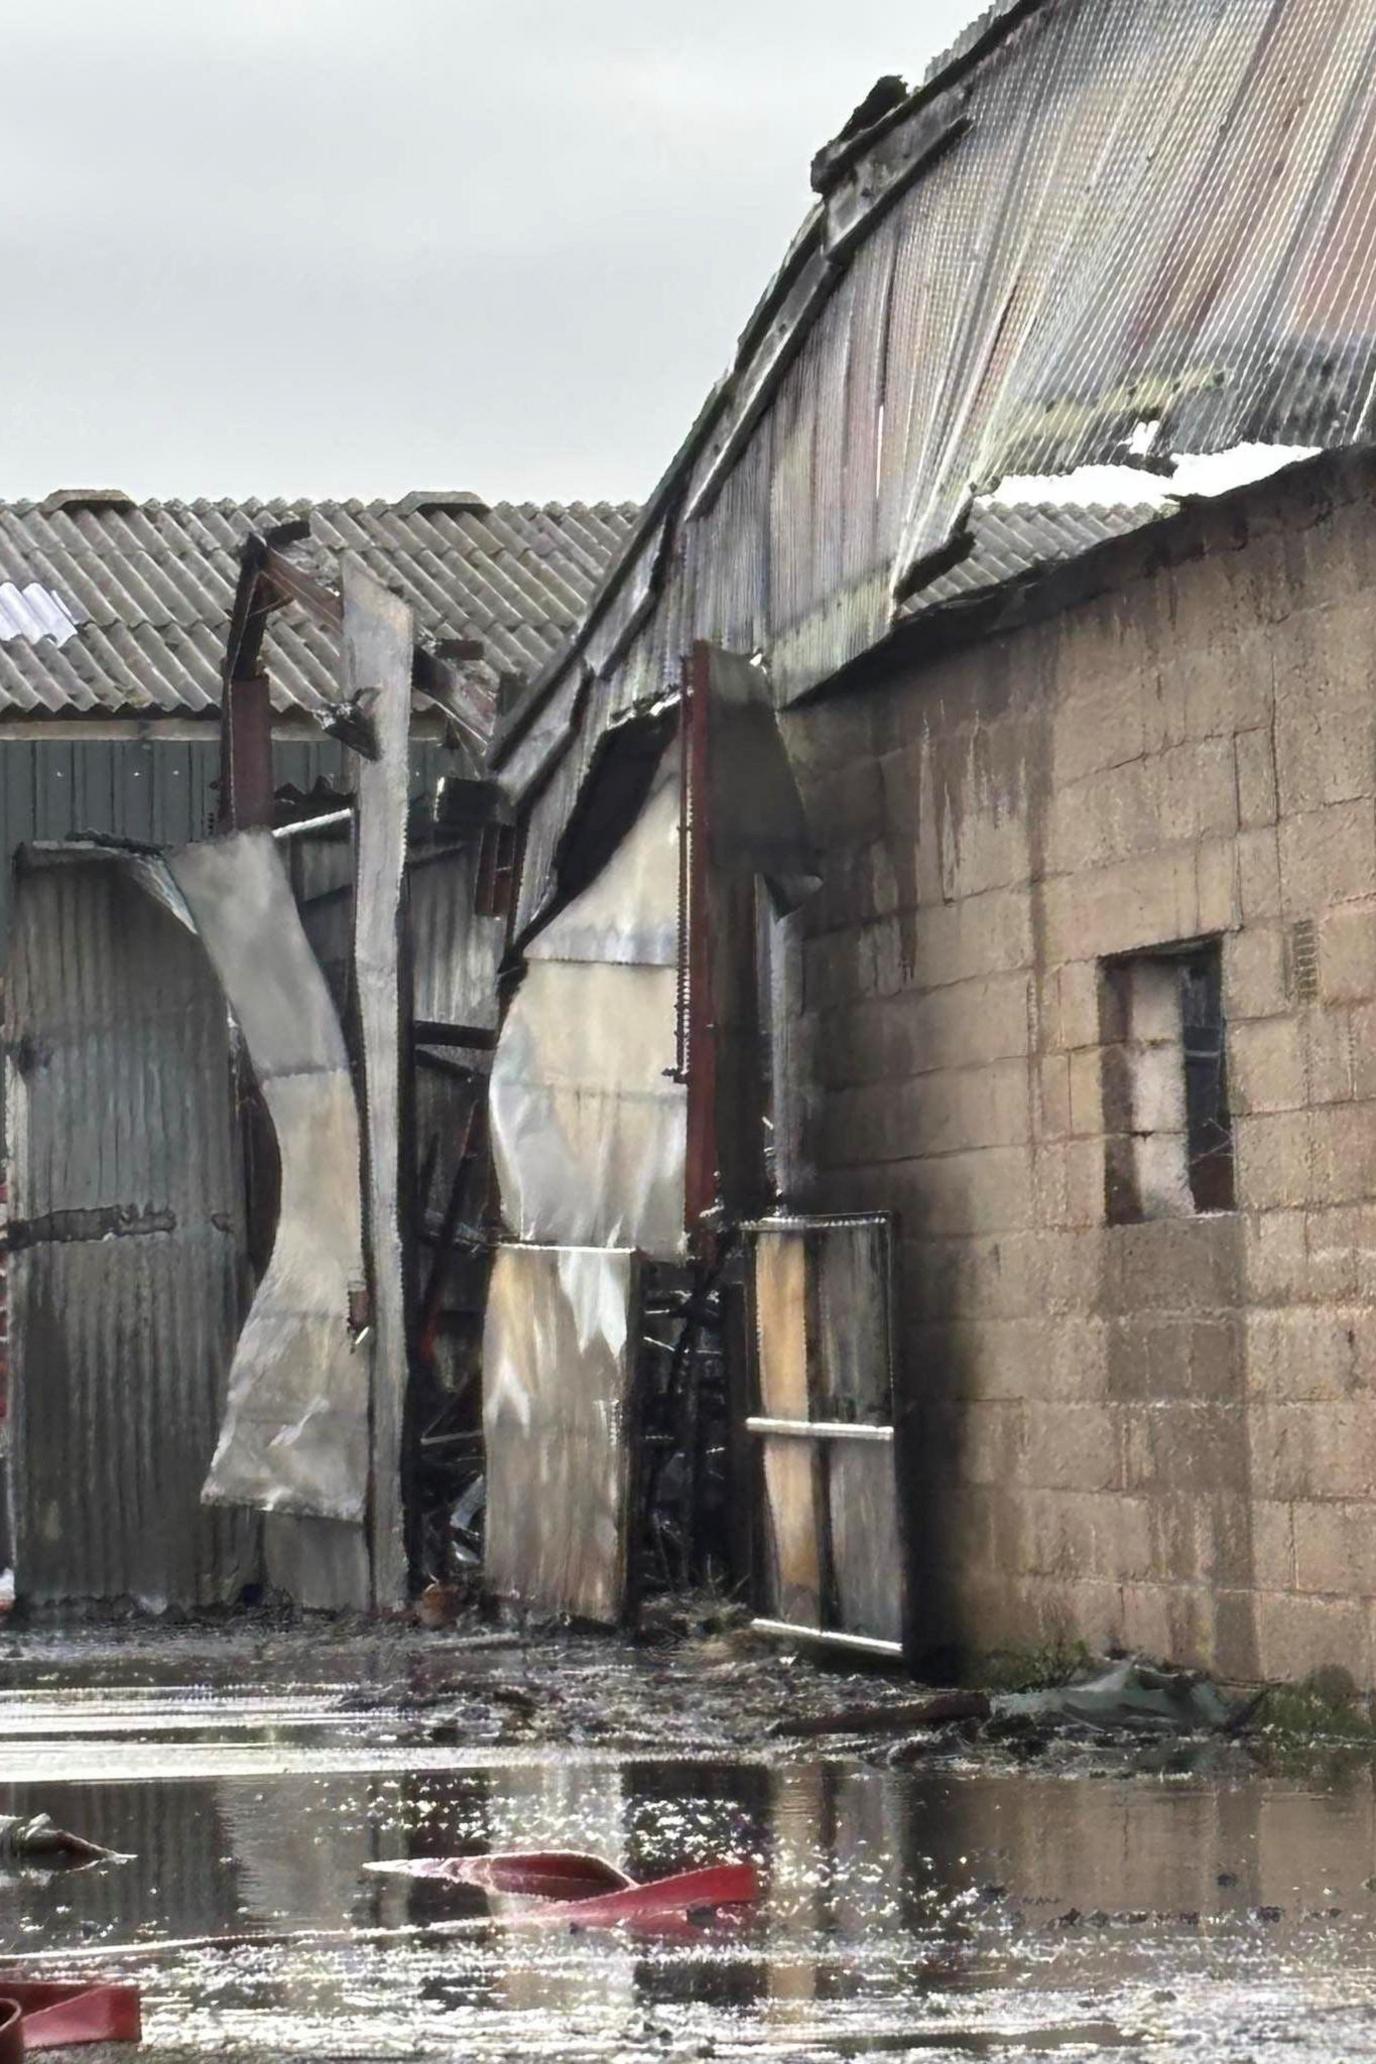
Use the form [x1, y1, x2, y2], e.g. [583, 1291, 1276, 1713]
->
[0, 1982, 141, 2058]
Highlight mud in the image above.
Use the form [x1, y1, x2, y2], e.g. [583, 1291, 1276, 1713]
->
[1, 1624, 1375, 2059]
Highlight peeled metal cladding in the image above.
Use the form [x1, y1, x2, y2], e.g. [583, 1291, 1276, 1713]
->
[482, 1244, 641, 1624]
[490, 744, 688, 1261]
[168, 830, 370, 1525]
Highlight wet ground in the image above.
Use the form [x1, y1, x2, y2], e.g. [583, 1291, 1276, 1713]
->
[3, 1623, 1376, 2059]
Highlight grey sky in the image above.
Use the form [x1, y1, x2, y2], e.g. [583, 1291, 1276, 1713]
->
[0, 2, 979, 504]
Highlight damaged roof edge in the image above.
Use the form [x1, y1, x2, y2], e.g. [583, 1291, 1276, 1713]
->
[489, 208, 828, 772]
[495, 0, 1376, 801]
[817, 444, 1376, 703]
[487, 1, 1061, 776]
[812, 0, 1048, 192]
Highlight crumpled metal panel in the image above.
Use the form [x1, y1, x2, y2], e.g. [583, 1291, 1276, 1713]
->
[526, 750, 681, 968]
[491, 962, 686, 1259]
[490, 747, 687, 1260]
[483, 1244, 640, 1625]
[5, 851, 256, 1608]
[168, 831, 370, 1526]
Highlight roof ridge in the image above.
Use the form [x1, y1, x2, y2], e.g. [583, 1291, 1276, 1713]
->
[918, 0, 1052, 92]
[0, 494, 641, 522]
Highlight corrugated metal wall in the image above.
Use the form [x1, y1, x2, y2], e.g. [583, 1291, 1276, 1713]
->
[6, 853, 258, 1607]
[0, 737, 458, 958]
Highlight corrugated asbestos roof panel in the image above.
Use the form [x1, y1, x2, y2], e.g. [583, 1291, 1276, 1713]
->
[0, 497, 638, 725]
[903, 500, 1161, 615]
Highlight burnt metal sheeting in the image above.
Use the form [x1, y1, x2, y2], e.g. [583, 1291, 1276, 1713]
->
[5, 850, 256, 1609]
[409, 846, 504, 1033]
[483, 1244, 641, 1626]
[497, 0, 1376, 874]
[0, 496, 637, 727]
[491, 746, 687, 1261]
[168, 830, 370, 1531]
[344, 557, 414, 1608]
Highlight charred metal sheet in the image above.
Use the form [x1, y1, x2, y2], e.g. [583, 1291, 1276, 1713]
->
[7, 1204, 177, 1248]
[5, 851, 255, 1609]
[343, 555, 414, 1608]
[167, 830, 369, 1530]
[745, 1215, 906, 1656]
[408, 845, 504, 1033]
[682, 646, 820, 1238]
[491, 744, 687, 1261]
[829, 1442, 905, 1647]
[483, 1244, 641, 1625]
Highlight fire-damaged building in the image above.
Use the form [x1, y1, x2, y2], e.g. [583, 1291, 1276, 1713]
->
[484, 0, 1376, 1687]
[12, 0, 1376, 1687]
[0, 492, 636, 1612]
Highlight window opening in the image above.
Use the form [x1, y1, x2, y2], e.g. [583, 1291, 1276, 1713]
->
[1102, 939, 1234, 1222]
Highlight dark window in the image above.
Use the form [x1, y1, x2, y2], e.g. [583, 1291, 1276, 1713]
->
[1102, 939, 1234, 1223]
[1179, 947, 1235, 1212]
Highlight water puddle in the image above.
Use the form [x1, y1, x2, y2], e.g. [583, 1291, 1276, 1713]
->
[0, 1641, 1373, 2057]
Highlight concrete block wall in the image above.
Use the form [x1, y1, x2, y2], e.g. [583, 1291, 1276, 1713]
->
[783, 456, 1376, 1683]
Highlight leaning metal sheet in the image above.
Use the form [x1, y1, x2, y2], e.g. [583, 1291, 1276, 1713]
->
[169, 831, 369, 1526]
[344, 555, 414, 1608]
[483, 1245, 640, 1625]
[490, 746, 686, 1259]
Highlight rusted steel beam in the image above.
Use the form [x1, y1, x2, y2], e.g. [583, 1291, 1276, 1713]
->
[262, 544, 491, 750]
[221, 523, 308, 830]
[261, 542, 342, 631]
[682, 644, 717, 1249]
[219, 675, 274, 831]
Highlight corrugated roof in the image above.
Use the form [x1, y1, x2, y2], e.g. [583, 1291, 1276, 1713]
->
[902, 499, 1161, 617]
[0, 497, 639, 728]
[497, 0, 1376, 816]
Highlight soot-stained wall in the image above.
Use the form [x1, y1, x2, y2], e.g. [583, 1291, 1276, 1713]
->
[780, 454, 1376, 1684]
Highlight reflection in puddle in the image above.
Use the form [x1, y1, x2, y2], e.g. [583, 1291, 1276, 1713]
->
[2, 1706, 1376, 2055]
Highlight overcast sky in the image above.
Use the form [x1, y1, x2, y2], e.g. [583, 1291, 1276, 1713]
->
[0, 2, 979, 506]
